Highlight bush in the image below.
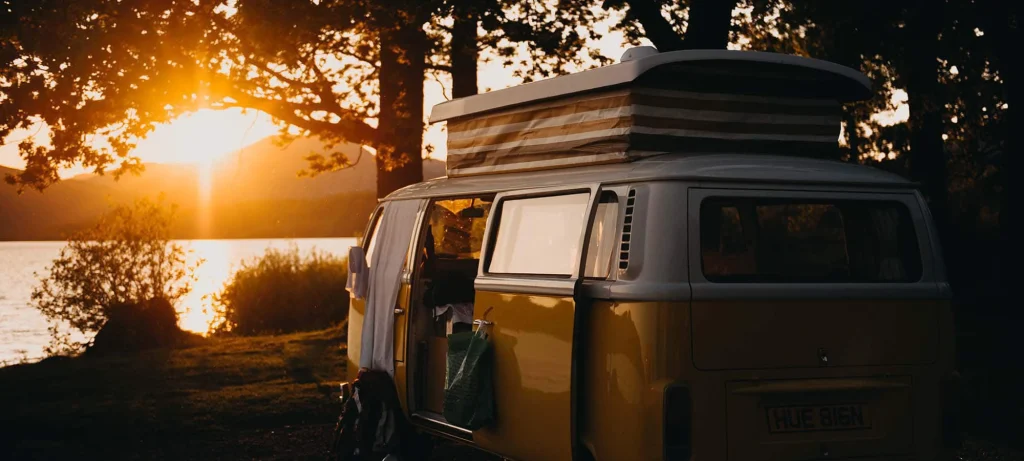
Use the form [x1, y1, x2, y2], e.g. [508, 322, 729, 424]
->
[32, 198, 200, 355]
[87, 297, 200, 356]
[212, 246, 348, 335]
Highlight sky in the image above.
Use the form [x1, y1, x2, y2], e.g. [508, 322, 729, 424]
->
[0, 18, 647, 178]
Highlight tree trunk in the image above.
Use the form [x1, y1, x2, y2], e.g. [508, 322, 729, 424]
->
[906, 85, 949, 230]
[375, 22, 426, 199]
[450, 0, 478, 98]
[683, 0, 736, 49]
[995, 12, 1019, 302]
[625, 0, 685, 51]
[991, 3, 1021, 379]
[842, 108, 862, 163]
[903, 8, 950, 243]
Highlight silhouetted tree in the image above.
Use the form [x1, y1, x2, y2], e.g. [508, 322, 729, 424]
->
[602, 0, 739, 51]
[737, 0, 1020, 440]
[1, 1, 608, 198]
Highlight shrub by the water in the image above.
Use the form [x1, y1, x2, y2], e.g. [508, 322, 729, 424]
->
[212, 246, 348, 335]
[87, 297, 200, 356]
[32, 198, 200, 355]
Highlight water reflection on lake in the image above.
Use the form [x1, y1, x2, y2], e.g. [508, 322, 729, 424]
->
[0, 238, 356, 363]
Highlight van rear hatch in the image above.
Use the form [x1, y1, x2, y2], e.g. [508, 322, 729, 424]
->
[692, 195, 938, 370]
[691, 193, 940, 459]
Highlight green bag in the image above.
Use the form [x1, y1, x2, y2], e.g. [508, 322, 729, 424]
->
[443, 327, 495, 429]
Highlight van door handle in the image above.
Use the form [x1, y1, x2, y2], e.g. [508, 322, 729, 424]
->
[394, 308, 405, 315]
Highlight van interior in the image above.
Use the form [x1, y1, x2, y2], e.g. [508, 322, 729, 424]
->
[408, 196, 494, 416]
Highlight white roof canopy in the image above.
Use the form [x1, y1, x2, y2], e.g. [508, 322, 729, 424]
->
[429, 49, 871, 123]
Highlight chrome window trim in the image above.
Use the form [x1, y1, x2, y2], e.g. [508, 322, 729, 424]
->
[691, 283, 940, 300]
[582, 280, 693, 301]
[475, 276, 577, 297]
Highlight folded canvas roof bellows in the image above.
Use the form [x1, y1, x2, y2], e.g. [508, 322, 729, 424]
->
[430, 49, 873, 178]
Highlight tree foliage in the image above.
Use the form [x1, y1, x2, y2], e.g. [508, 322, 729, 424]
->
[731, 0, 1021, 438]
[1, 0, 212, 189]
[1, 0, 609, 197]
[32, 197, 200, 354]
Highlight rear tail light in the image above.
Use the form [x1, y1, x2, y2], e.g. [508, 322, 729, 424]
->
[664, 384, 692, 461]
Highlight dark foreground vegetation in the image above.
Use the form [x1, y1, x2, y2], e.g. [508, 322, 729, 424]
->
[0, 325, 495, 461]
[1, 326, 348, 460]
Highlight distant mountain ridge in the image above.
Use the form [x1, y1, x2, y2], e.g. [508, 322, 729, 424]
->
[0, 137, 445, 240]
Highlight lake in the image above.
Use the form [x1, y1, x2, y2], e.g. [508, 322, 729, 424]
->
[0, 238, 356, 364]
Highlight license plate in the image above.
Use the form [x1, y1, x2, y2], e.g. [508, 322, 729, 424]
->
[766, 404, 871, 433]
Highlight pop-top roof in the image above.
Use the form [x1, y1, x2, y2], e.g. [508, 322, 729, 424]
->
[429, 49, 872, 178]
[429, 49, 871, 123]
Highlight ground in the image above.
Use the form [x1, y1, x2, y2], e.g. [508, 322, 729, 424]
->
[0, 326, 490, 460]
[0, 326, 1019, 460]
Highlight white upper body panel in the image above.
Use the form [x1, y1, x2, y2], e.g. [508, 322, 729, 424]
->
[384, 153, 913, 201]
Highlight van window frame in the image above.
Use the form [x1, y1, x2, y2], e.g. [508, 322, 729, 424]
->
[687, 187, 940, 301]
[477, 184, 603, 295]
[362, 204, 385, 266]
[584, 191, 623, 279]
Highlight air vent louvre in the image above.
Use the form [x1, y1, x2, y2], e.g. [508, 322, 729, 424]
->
[618, 189, 636, 270]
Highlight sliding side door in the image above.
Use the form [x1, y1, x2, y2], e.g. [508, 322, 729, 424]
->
[471, 186, 600, 461]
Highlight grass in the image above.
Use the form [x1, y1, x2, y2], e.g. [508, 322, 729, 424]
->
[6, 324, 1012, 461]
[0, 325, 349, 461]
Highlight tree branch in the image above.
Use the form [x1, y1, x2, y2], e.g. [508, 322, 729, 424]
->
[248, 58, 318, 90]
[625, 0, 685, 51]
[203, 12, 377, 146]
[426, 63, 453, 73]
[223, 92, 377, 146]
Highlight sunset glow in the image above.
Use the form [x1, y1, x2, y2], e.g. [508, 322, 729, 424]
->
[132, 108, 279, 166]
[177, 240, 231, 333]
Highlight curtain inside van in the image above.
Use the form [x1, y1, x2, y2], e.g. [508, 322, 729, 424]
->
[360, 199, 421, 375]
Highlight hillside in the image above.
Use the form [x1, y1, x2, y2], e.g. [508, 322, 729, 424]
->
[0, 166, 119, 240]
[68, 137, 446, 200]
[0, 139, 445, 240]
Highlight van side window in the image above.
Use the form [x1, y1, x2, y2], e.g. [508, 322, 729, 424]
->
[585, 192, 619, 278]
[489, 193, 590, 276]
[428, 198, 492, 260]
[700, 198, 922, 283]
[364, 207, 384, 267]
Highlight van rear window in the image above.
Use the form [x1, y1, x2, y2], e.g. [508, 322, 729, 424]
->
[700, 198, 922, 283]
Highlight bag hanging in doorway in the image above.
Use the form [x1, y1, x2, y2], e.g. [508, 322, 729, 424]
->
[443, 325, 495, 429]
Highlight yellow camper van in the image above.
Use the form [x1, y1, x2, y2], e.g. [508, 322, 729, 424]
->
[346, 49, 958, 461]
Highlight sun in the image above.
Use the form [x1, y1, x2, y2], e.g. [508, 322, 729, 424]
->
[132, 108, 279, 166]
